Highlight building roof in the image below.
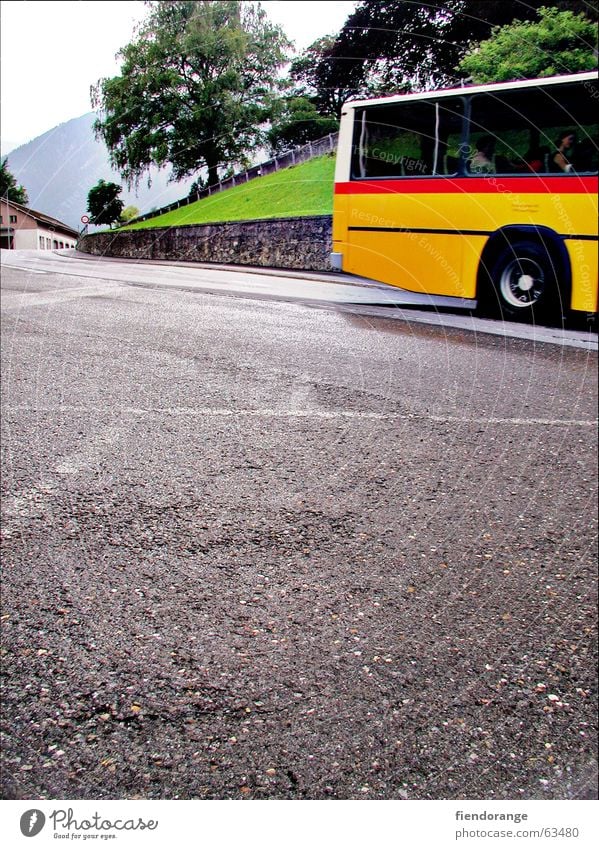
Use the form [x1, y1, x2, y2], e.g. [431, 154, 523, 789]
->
[2, 198, 79, 239]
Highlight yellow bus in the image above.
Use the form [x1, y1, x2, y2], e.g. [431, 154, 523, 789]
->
[331, 72, 598, 322]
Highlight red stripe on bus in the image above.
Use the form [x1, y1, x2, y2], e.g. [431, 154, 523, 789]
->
[334, 176, 598, 194]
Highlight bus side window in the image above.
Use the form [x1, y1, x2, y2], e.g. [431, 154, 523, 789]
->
[440, 132, 462, 175]
[444, 155, 459, 175]
[350, 98, 464, 180]
[468, 135, 497, 174]
[575, 138, 598, 172]
[524, 145, 550, 173]
[470, 82, 599, 177]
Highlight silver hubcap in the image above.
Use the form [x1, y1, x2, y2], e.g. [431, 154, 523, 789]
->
[499, 257, 545, 308]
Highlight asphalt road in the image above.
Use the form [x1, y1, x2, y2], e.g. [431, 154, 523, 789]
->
[1, 253, 597, 801]
[2, 249, 597, 349]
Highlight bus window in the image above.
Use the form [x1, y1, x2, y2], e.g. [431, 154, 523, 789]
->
[469, 79, 599, 175]
[351, 97, 465, 179]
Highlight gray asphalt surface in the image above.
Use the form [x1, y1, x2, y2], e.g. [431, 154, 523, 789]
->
[1, 258, 597, 801]
[2, 249, 597, 351]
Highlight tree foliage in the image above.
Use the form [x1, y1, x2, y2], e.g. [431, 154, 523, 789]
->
[290, 1, 598, 112]
[458, 6, 598, 82]
[120, 205, 140, 223]
[0, 158, 29, 204]
[289, 35, 356, 118]
[87, 180, 125, 227]
[266, 96, 338, 154]
[91, 1, 290, 188]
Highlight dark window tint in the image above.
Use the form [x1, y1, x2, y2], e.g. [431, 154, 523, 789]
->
[468, 79, 598, 175]
[351, 97, 465, 179]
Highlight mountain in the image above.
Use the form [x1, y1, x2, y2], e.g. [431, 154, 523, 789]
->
[4, 113, 195, 230]
[1, 139, 25, 158]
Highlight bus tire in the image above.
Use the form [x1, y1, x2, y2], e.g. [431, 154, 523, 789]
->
[488, 240, 561, 323]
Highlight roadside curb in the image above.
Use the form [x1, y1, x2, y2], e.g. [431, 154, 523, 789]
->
[69, 249, 385, 289]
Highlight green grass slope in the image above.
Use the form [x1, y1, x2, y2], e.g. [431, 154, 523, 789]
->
[123, 154, 336, 230]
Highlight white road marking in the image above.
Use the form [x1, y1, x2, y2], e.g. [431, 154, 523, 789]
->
[1, 264, 49, 274]
[0, 282, 124, 309]
[4, 405, 597, 427]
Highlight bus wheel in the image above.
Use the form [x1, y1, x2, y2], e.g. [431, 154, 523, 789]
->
[489, 241, 560, 323]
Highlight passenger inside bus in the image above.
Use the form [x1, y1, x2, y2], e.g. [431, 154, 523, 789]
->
[524, 144, 549, 173]
[550, 131, 576, 172]
[468, 136, 496, 173]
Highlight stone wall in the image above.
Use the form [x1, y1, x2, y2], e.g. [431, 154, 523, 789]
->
[78, 215, 333, 272]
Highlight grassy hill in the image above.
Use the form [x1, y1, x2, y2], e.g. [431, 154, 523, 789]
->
[122, 154, 336, 230]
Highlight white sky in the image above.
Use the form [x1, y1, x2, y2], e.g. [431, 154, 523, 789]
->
[0, 0, 357, 150]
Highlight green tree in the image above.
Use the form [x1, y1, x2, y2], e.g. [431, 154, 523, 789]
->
[0, 158, 29, 204]
[267, 96, 338, 154]
[120, 205, 140, 223]
[188, 178, 205, 199]
[91, 1, 290, 189]
[293, 1, 598, 110]
[289, 35, 355, 119]
[87, 180, 125, 227]
[458, 6, 598, 82]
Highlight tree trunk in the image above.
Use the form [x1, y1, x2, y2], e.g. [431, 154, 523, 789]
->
[207, 160, 219, 188]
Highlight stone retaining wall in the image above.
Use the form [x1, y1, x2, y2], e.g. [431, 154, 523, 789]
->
[78, 215, 333, 272]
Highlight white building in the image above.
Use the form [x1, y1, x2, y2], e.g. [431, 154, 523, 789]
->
[0, 199, 79, 250]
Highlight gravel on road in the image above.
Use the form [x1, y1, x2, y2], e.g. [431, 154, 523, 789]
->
[1, 272, 597, 800]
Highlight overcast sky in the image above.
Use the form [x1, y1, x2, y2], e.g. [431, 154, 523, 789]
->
[0, 0, 357, 152]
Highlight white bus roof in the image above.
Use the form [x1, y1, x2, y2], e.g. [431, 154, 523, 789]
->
[342, 71, 598, 112]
